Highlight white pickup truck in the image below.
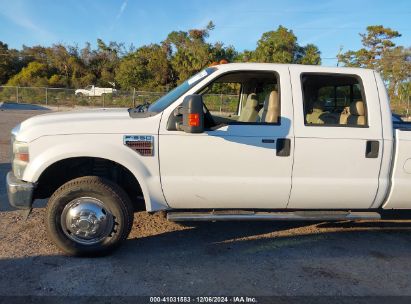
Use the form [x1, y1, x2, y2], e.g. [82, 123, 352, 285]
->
[75, 85, 116, 97]
[7, 63, 411, 256]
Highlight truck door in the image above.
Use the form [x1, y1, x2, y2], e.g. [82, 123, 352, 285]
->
[287, 67, 383, 209]
[158, 67, 294, 209]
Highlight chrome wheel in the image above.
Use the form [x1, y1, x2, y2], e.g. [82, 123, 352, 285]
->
[61, 197, 114, 245]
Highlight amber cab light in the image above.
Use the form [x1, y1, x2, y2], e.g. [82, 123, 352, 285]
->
[188, 113, 200, 127]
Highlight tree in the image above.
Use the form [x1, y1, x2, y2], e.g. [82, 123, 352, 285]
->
[163, 21, 235, 84]
[298, 44, 321, 65]
[338, 25, 410, 103]
[163, 24, 212, 83]
[77, 39, 123, 88]
[380, 46, 411, 102]
[234, 50, 253, 63]
[46, 44, 81, 87]
[115, 44, 171, 91]
[0, 42, 13, 84]
[210, 42, 237, 65]
[253, 26, 298, 63]
[338, 25, 401, 70]
[95, 39, 124, 86]
[6, 61, 50, 86]
[0, 42, 22, 84]
[251, 26, 321, 65]
[0, 22, 325, 89]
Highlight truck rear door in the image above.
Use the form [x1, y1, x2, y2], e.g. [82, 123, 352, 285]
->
[288, 67, 384, 209]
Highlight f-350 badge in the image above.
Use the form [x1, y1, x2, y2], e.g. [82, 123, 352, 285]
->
[123, 135, 154, 156]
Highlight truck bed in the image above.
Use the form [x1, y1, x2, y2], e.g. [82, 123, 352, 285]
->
[383, 128, 411, 209]
[392, 114, 411, 130]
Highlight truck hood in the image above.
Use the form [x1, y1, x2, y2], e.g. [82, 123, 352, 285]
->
[16, 108, 161, 142]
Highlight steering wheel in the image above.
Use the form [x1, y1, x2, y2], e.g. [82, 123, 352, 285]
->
[319, 113, 339, 124]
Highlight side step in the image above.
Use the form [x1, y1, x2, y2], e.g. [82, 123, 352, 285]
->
[167, 210, 381, 222]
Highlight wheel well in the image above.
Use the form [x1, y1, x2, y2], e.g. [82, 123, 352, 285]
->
[35, 157, 145, 211]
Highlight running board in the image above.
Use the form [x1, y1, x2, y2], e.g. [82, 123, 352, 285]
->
[167, 210, 381, 222]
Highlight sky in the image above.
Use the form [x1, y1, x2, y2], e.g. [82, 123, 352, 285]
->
[0, 0, 410, 66]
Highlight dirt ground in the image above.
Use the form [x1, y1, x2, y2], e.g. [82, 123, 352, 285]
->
[2, 107, 411, 297]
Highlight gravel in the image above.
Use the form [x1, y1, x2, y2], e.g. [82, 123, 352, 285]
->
[1, 108, 411, 296]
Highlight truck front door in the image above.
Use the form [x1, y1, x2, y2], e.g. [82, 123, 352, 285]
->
[159, 67, 294, 209]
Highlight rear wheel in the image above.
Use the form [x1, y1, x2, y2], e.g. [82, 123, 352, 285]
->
[46, 176, 134, 256]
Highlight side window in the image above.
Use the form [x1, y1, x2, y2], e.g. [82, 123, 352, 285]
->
[318, 86, 334, 110]
[336, 86, 351, 108]
[302, 73, 367, 127]
[199, 71, 280, 125]
[202, 82, 241, 120]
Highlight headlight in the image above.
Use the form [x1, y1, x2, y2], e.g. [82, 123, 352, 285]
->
[10, 124, 29, 180]
[12, 141, 29, 179]
[10, 124, 19, 159]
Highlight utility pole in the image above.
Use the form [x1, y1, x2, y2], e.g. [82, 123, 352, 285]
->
[336, 46, 343, 67]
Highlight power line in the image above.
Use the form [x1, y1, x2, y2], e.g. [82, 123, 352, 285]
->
[233, 9, 411, 14]
[215, 25, 411, 31]
[0, 53, 41, 57]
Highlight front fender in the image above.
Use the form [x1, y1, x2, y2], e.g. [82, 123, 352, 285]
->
[23, 133, 168, 211]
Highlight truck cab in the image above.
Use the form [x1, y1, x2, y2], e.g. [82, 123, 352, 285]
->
[6, 63, 408, 256]
[157, 64, 391, 211]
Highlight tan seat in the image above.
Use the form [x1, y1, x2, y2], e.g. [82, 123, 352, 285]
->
[238, 93, 259, 122]
[306, 102, 324, 124]
[339, 106, 350, 124]
[257, 91, 280, 123]
[347, 101, 366, 126]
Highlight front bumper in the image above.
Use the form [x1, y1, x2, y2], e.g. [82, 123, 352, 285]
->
[6, 171, 35, 209]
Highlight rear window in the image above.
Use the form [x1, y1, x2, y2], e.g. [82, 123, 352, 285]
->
[301, 73, 368, 127]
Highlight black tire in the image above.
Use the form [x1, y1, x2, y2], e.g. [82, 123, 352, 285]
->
[46, 176, 134, 256]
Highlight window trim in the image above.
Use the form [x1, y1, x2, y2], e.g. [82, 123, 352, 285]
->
[300, 72, 369, 129]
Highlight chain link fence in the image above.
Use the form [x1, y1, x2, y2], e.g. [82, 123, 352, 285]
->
[0, 86, 165, 108]
[3, 85, 408, 117]
[203, 93, 240, 116]
[0, 86, 241, 115]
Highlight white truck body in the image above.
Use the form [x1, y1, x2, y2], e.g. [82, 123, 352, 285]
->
[75, 85, 116, 97]
[7, 63, 411, 255]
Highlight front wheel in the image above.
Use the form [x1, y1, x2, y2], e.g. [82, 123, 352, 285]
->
[46, 176, 134, 256]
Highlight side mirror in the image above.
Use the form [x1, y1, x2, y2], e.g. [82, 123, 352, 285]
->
[176, 94, 204, 133]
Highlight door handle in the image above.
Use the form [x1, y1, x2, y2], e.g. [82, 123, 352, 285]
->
[365, 140, 379, 158]
[276, 138, 291, 157]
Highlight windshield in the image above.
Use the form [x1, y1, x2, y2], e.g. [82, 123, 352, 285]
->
[85, 85, 92, 90]
[148, 67, 217, 113]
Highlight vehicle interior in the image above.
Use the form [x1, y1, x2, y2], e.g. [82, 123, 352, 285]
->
[197, 71, 280, 128]
[302, 74, 367, 126]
